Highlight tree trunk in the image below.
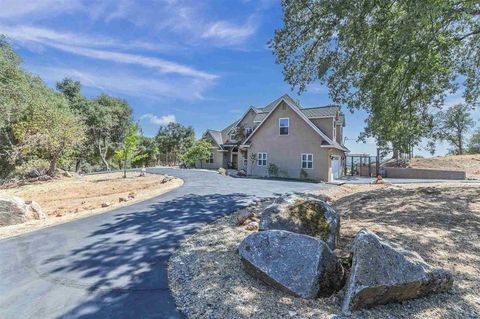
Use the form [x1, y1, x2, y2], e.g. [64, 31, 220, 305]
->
[47, 160, 57, 177]
[123, 154, 128, 178]
[75, 158, 82, 173]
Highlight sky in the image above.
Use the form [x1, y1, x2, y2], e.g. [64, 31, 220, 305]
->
[1, 0, 478, 157]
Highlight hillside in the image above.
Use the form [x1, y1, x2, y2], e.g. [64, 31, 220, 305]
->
[409, 154, 480, 180]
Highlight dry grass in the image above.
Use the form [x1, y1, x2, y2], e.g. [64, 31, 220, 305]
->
[409, 154, 480, 179]
[0, 172, 183, 239]
[169, 183, 480, 318]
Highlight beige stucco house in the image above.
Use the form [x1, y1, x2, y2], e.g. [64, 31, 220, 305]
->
[199, 94, 349, 182]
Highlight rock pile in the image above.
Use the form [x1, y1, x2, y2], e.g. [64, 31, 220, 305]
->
[238, 194, 453, 313]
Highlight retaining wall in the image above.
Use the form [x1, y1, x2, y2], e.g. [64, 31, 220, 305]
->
[384, 167, 466, 180]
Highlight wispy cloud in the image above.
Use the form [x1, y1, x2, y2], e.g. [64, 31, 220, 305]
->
[140, 114, 176, 126]
[0, 24, 216, 80]
[29, 65, 212, 101]
[202, 19, 257, 45]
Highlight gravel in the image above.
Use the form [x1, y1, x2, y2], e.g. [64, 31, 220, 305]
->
[168, 185, 480, 319]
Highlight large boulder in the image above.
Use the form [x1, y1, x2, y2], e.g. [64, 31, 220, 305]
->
[239, 230, 345, 299]
[259, 194, 340, 250]
[0, 194, 46, 226]
[342, 229, 453, 313]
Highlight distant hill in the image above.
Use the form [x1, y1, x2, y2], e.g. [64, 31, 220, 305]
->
[409, 155, 480, 180]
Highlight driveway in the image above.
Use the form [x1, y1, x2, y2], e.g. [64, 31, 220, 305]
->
[0, 168, 332, 319]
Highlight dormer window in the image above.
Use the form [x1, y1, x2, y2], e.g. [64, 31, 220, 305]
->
[279, 118, 289, 135]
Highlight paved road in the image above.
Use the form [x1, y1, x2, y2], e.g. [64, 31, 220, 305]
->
[0, 168, 332, 319]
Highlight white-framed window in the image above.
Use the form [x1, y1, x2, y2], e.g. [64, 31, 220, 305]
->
[301, 153, 313, 169]
[279, 117, 289, 135]
[206, 152, 214, 164]
[244, 127, 252, 137]
[257, 152, 267, 166]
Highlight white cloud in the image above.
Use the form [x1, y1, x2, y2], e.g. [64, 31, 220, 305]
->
[1, 25, 216, 81]
[140, 114, 176, 126]
[28, 65, 212, 101]
[202, 19, 257, 45]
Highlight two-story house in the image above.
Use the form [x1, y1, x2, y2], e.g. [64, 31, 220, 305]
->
[199, 94, 348, 182]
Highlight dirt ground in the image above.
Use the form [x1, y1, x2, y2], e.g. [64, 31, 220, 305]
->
[169, 183, 480, 319]
[409, 154, 480, 179]
[0, 172, 183, 239]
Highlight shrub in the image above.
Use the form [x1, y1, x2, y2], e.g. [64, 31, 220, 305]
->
[218, 167, 227, 175]
[14, 159, 50, 178]
[299, 168, 308, 180]
[268, 163, 279, 177]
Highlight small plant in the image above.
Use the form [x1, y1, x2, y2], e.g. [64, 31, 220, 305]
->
[299, 168, 308, 180]
[218, 167, 227, 176]
[249, 153, 257, 175]
[268, 163, 279, 177]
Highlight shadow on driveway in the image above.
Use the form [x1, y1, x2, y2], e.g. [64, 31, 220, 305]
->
[46, 192, 252, 319]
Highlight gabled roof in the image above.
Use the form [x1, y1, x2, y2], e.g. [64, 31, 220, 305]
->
[203, 94, 349, 152]
[243, 94, 348, 152]
[205, 130, 224, 147]
[301, 106, 339, 118]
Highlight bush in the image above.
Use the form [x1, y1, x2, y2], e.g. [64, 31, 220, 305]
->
[268, 163, 279, 177]
[14, 159, 50, 178]
[218, 167, 227, 175]
[299, 169, 308, 180]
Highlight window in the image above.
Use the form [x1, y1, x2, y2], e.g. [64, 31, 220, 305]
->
[244, 127, 252, 137]
[301, 153, 313, 169]
[206, 152, 214, 164]
[279, 118, 289, 135]
[257, 152, 267, 166]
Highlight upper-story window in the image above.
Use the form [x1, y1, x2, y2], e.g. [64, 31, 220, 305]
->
[279, 118, 289, 135]
[244, 127, 252, 137]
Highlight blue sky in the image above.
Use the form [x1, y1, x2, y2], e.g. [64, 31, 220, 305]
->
[1, 0, 478, 156]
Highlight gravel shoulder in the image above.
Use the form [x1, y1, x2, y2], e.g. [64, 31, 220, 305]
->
[168, 183, 480, 318]
[0, 172, 183, 239]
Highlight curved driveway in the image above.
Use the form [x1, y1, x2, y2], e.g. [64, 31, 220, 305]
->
[0, 168, 332, 319]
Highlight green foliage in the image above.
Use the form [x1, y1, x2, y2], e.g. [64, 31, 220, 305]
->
[114, 124, 146, 178]
[12, 86, 86, 175]
[156, 122, 195, 165]
[434, 104, 475, 155]
[218, 167, 227, 176]
[267, 163, 279, 177]
[180, 139, 212, 168]
[270, 1, 480, 152]
[299, 169, 308, 180]
[467, 128, 480, 154]
[14, 159, 50, 178]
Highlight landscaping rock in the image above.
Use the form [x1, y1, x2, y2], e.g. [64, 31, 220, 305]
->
[342, 229, 453, 313]
[239, 230, 345, 299]
[0, 194, 46, 226]
[259, 194, 340, 250]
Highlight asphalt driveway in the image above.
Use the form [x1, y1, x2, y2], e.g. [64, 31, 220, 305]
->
[0, 168, 332, 319]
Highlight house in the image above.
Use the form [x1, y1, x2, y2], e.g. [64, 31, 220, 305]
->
[199, 94, 349, 182]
